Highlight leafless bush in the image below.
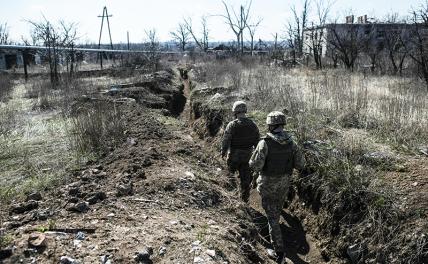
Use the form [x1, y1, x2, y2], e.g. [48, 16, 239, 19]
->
[28, 18, 78, 86]
[144, 29, 161, 73]
[0, 22, 10, 44]
[68, 100, 124, 155]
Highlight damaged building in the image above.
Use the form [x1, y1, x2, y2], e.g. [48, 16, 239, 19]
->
[303, 15, 415, 59]
[0, 49, 39, 70]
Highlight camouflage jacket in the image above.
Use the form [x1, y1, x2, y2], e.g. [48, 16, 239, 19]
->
[249, 130, 305, 176]
[221, 117, 260, 155]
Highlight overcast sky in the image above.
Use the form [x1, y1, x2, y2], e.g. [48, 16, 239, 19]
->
[0, 0, 422, 44]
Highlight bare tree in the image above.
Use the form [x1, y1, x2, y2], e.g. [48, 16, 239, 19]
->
[170, 23, 190, 51]
[382, 13, 408, 75]
[60, 21, 78, 77]
[246, 18, 262, 56]
[0, 22, 10, 44]
[144, 29, 160, 73]
[360, 24, 382, 73]
[328, 23, 364, 71]
[21, 29, 38, 46]
[28, 18, 78, 86]
[326, 43, 339, 67]
[306, 0, 334, 68]
[184, 16, 209, 52]
[286, 21, 300, 65]
[221, 0, 253, 54]
[289, 0, 310, 57]
[407, 3, 428, 91]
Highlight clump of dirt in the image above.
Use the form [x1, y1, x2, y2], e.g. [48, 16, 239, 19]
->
[189, 85, 237, 139]
[107, 70, 187, 117]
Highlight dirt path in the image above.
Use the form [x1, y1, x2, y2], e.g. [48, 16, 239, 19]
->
[1, 71, 333, 264]
[248, 191, 328, 264]
[181, 75, 330, 264]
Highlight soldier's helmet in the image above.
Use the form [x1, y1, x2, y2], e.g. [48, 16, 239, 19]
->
[232, 101, 247, 114]
[266, 111, 286, 125]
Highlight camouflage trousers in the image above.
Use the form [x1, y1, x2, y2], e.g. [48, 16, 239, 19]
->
[256, 173, 290, 253]
[227, 149, 253, 202]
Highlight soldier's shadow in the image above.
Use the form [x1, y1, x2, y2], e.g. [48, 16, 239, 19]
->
[249, 208, 310, 264]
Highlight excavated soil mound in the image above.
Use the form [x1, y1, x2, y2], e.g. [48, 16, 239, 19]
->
[0, 69, 275, 264]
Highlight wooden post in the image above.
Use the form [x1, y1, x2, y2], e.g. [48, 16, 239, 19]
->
[127, 31, 130, 50]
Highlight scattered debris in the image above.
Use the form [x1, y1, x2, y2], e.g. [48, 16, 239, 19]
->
[75, 231, 85, 241]
[206, 249, 216, 258]
[158, 246, 167, 256]
[418, 146, 428, 156]
[85, 191, 107, 205]
[185, 171, 196, 180]
[68, 187, 80, 197]
[60, 256, 79, 264]
[134, 247, 153, 263]
[116, 182, 134, 197]
[127, 137, 137, 146]
[66, 202, 90, 213]
[193, 256, 205, 263]
[11, 200, 39, 214]
[100, 255, 111, 264]
[26, 192, 42, 201]
[28, 232, 47, 248]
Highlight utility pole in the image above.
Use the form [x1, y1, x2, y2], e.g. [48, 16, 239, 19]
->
[127, 31, 130, 50]
[97, 6, 114, 69]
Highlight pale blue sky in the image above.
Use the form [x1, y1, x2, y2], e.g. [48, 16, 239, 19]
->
[0, 0, 422, 44]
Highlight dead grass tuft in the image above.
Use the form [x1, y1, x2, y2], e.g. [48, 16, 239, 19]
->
[192, 59, 428, 263]
[67, 100, 125, 156]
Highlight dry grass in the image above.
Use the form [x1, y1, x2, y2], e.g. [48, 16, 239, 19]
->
[0, 75, 126, 201]
[0, 82, 78, 200]
[192, 59, 428, 263]
[194, 60, 428, 151]
[67, 100, 124, 155]
[0, 74, 14, 101]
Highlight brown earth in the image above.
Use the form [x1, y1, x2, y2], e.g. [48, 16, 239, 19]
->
[0, 69, 334, 264]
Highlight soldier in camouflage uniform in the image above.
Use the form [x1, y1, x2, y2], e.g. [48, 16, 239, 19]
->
[221, 101, 260, 202]
[249, 111, 305, 264]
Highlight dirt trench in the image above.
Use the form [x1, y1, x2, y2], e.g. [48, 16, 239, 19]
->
[0, 69, 269, 264]
[181, 70, 334, 264]
[185, 68, 428, 264]
[0, 68, 337, 264]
